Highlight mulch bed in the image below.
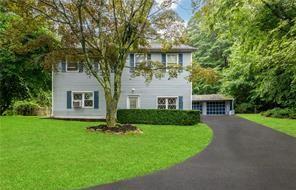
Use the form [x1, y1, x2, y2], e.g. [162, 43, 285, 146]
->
[86, 124, 142, 134]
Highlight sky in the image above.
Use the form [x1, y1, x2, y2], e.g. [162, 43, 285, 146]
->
[174, 0, 194, 22]
[155, 0, 195, 23]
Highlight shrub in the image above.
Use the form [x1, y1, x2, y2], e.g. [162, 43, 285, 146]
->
[117, 109, 200, 125]
[261, 108, 296, 119]
[235, 103, 255, 113]
[35, 90, 52, 107]
[2, 109, 14, 116]
[13, 100, 40, 116]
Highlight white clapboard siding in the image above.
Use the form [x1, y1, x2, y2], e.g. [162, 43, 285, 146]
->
[52, 52, 192, 118]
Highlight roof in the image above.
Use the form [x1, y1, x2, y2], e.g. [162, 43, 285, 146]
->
[192, 94, 234, 101]
[139, 42, 197, 53]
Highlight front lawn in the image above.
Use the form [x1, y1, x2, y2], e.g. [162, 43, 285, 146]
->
[239, 114, 296, 137]
[0, 116, 212, 190]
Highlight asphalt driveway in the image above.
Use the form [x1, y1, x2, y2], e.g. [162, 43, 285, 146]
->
[87, 116, 296, 190]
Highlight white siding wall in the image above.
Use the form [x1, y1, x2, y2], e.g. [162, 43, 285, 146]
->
[52, 52, 192, 118]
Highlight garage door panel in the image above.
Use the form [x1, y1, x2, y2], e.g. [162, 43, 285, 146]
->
[207, 101, 225, 115]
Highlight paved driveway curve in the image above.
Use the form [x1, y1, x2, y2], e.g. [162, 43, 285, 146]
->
[87, 116, 296, 190]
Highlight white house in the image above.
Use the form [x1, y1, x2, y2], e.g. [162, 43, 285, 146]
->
[52, 43, 196, 119]
[51, 43, 235, 119]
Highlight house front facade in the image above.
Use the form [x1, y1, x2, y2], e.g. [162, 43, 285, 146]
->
[52, 44, 196, 119]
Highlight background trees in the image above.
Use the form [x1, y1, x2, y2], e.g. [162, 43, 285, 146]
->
[188, 0, 296, 112]
[0, 5, 55, 114]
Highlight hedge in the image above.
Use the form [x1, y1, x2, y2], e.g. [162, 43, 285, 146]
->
[117, 109, 200, 125]
[261, 108, 296, 119]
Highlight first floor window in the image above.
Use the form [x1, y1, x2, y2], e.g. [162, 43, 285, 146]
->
[72, 92, 94, 108]
[128, 96, 139, 109]
[157, 97, 177, 109]
[66, 61, 79, 72]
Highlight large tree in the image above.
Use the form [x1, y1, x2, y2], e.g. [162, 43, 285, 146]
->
[0, 4, 55, 114]
[190, 0, 296, 110]
[9, 0, 185, 127]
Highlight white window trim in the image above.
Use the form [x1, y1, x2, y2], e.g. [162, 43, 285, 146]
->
[127, 95, 141, 109]
[156, 96, 179, 110]
[72, 91, 94, 109]
[66, 60, 79, 72]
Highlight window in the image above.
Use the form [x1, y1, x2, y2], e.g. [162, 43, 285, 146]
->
[135, 53, 146, 66]
[66, 61, 79, 72]
[167, 54, 178, 66]
[128, 96, 140, 109]
[157, 97, 177, 110]
[72, 92, 94, 108]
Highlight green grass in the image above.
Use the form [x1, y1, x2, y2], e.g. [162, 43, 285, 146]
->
[239, 114, 296, 137]
[0, 116, 212, 190]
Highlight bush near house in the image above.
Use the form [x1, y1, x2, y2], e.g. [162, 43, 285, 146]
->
[13, 100, 40, 116]
[117, 109, 200, 125]
[261, 108, 296, 119]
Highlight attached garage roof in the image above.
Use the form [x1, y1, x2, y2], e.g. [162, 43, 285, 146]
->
[192, 94, 234, 101]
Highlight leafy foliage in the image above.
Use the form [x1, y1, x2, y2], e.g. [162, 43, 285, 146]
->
[261, 108, 296, 119]
[189, 0, 296, 110]
[12, 100, 40, 116]
[117, 109, 200, 125]
[0, 5, 55, 114]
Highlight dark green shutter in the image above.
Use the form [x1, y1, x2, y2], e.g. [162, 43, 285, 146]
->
[179, 96, 183, 110]
[161, 53, 166, 72]
[79, 63, 83, 72]
[147, 53, 151, 60]
[178, 53, 183, 71]
[61, 61, 66, 72]
[94, 91, 99, 109]
[130, 53, 134, 72]
[67, 91, 72, 109]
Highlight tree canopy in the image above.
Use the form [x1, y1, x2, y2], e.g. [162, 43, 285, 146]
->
[0, 4, 55, 114]
[189, 0, 296, 110]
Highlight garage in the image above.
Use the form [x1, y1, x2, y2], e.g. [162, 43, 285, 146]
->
[192, 94, 234, 115]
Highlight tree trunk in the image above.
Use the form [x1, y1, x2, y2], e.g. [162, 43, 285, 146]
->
[105, 94, 119, 128]
[105, 88, 118, 127]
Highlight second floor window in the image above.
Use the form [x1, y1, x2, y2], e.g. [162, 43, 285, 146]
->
[66, 62, 79, 72]
[167, 54, 178, 66]
[135, 53, 146, 66]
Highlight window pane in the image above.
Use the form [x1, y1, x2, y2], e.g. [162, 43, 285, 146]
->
[84, 100, 93, 107]
[158, 98, 166, 105]
[84, 92, 93, 107]
[135, 54, 145, 65]
[67, 62, 78, 71]
[84, 92, 93, 100]
[167, 54, 178, 64]
[73, 93, 82, 100]
[158, 105, 166, 109]
[167, 97, 177, 110]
